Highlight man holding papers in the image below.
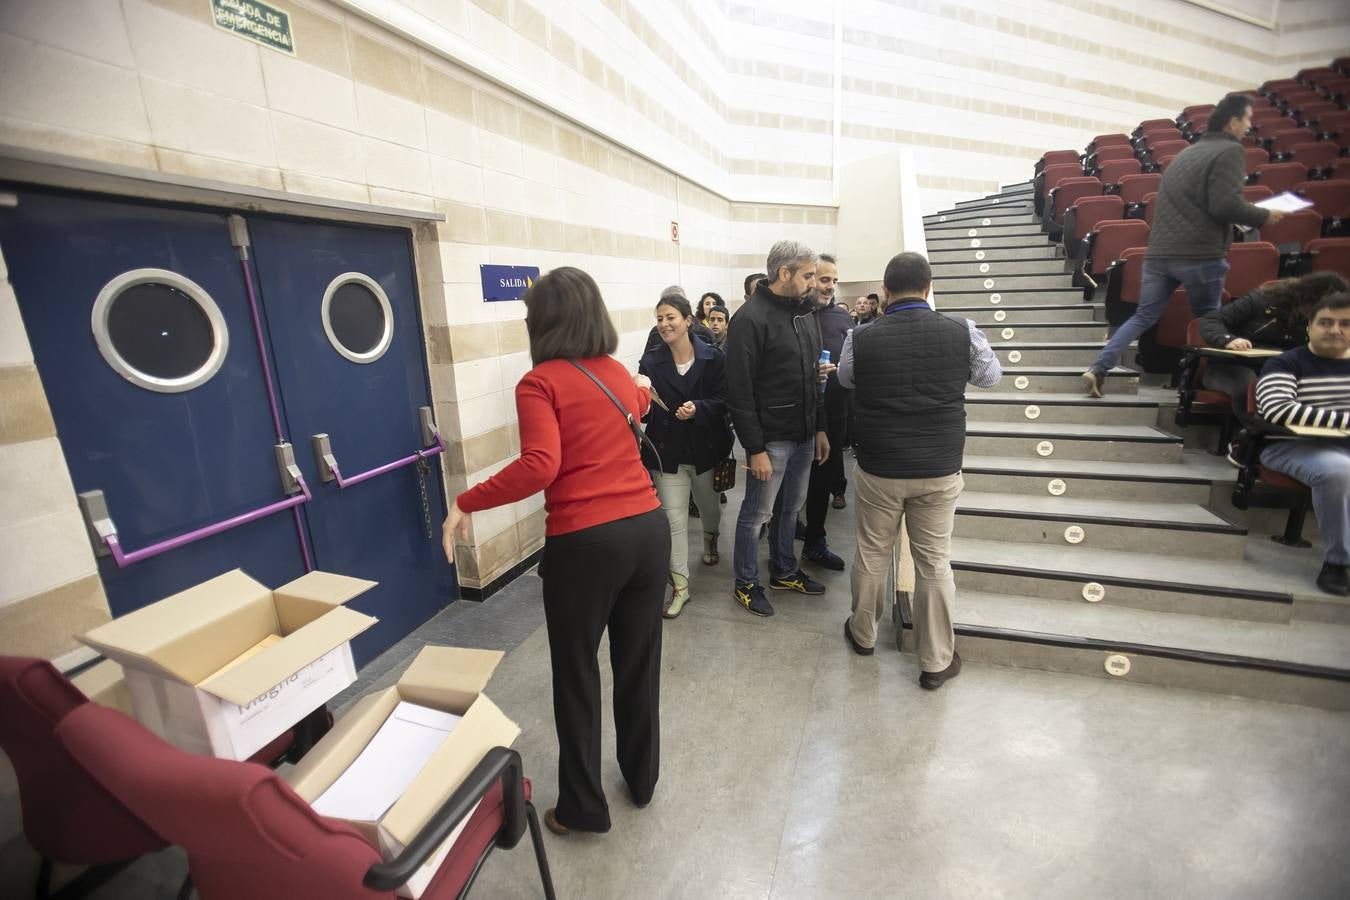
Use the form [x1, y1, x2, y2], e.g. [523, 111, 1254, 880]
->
[1256, 293, 1350, 596]
[1083, 93, 1285, 397]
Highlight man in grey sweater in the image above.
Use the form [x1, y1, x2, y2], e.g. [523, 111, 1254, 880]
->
[1082, 93, 1286, 397]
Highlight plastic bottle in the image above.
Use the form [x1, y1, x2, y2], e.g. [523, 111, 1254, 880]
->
[818, 349, 831, 395]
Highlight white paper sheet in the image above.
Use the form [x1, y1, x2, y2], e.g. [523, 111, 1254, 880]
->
[312, 702, 462, 822]
[1254, 192, 1315, 213]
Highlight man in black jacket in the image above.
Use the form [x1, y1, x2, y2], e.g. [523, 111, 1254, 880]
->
[1082, 93, 1285, 397]
[725, 240, 832, 617]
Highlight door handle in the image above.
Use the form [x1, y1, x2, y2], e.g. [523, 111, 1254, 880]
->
[312, 406, 446, 489]
[78, 443, 311, 568]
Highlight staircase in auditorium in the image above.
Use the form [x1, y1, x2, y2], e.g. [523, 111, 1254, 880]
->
[904, 183, 1350, 709]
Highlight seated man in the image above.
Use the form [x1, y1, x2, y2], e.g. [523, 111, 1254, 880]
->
[1256, 292, 1350, 596]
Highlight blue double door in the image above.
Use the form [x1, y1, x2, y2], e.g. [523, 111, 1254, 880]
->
[0, 189, 453, 665]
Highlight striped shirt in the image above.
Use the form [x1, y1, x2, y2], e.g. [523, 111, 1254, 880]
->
[1256, 345, 1350, 430]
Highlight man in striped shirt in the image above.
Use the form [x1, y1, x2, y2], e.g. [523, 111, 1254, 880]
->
[1256, 293, 1350, 596]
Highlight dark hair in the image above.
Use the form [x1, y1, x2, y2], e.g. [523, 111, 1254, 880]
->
[655, 293, 694, 320]
[707, 304, 730, 321]
[523, 267, 619, 365]
[882, 252, 932, 297]
[819, 253, 837, 265]
[744, 273, 765, 296]
[1208, 94, 1253, 134]
[866, 293, 879, 301]
[1310, 291, 1350, 320]
[698, 291, 724, 321]
[1263, 272, 1350, 315]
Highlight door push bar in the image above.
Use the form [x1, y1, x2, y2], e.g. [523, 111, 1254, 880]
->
[311, 406, 445, 489]
[78, 444, 311, 568]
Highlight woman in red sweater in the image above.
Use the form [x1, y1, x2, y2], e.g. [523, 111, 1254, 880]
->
[442, 267, 668, 836]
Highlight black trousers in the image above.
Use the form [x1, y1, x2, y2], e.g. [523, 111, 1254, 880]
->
[539, 508, 669, 831]
[804, 416, 848, 546]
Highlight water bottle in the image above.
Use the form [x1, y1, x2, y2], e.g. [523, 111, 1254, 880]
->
[818, 349, 830, 395]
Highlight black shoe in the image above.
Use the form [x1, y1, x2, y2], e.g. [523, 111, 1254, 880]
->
[734, 581, 775, 616]
[794, 519, 806, 541]
[769, 569, 826, 595]
[1316, 562, 1350, 596]
[844, 619, 874, 656]
[802, 542, 845, 571]
[832, 494, 847, 509]
[689, 498, 700, 518]
[919, 652, 962, 690]
[720, 492, 728, 504]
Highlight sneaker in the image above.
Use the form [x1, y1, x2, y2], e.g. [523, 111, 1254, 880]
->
[919, 652, 962, 690]
[802, 542, 845, 571]
[1316, 562, 1350, 597]
[1225, 438, 1245, 468]
[769, 569, 826, 595]
[664, 574, 691, 619]
[734, 581, 774, 616]
[720, 492, 728, 504]
[832, 494, 847, 509]
[1081, 369, 1105, 398]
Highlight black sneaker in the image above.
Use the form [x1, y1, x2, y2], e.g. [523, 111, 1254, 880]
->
[734, 581, 774, 616]
[802, 542, 845, 571]
[832, 494, 847, 509]
[919, 652, 962, 690]
[769, 569, 826, 594]
[1316, 562, 1350, 597]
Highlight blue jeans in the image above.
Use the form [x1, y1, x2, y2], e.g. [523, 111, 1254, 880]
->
[1092, 256, 1230, 373]
[733, 439, 814, 585]
[1261, 440, 1350, 565]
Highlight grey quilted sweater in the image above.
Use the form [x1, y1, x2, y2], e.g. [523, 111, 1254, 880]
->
[1148, 132, 1270, 259]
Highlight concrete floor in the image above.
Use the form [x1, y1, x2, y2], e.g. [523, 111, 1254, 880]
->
[4, 462, 1350, 899]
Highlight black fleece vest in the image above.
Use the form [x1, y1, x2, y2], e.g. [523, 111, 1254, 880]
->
[851, 308, 970, 479]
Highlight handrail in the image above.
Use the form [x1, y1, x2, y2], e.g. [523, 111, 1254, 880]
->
[314, 431, 446, 490]
[80, 473, 311, 568]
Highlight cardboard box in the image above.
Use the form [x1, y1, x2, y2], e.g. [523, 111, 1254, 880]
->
[287, 646, 521, 898]
[80, 569, 378, 761]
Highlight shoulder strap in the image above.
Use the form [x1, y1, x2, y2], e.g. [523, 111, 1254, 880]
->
[566, 360, 663, 470]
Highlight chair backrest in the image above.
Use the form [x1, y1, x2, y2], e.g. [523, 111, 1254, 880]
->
[55, 702, 391, 900]
[1185, 318, 1205, 348]
[1157, 154, 1180, 173]
[1251, 106, 1286, 124]
[1255, 117, 1300, 138]
[1252, 162, 1310, 194]
[1067, 197, 1123, 241]
[1088, 134, 1131, 153]
[1038, 149, 1080, 170]
[1226, 242, 1280, 298]
[1037, 162, 1082, 196]
[1089, 145, 1134, 165]
[1243, 147, 1270, 173]
[1296, 101, 1339, 124]
[1329, 159, 1350, 181]
[1143, 191, 1159, 227]
[1181, 103, 1215, 120]
[1050, 178, 1103, 223]
[1308, 238, 1350, 278]
[0, 656, 165, 864]
[1242, 185, 1275, 204]
[1260, 209, 1324, 252]
[1315, 111, 1350, 136]
[1090, 220, 1150, 274]
[1295, 180, 1350, 219]
[1133, 119, 1174, 137]
[1098, 158, 1143, 186]
[1287, 141, 1340, 168]
[1146, 139, 1187, 158]
[1117, 247, 1148, 304]
[1270, 128, 1317, 155]
[1158, 289, 1230, 350]
[1118, 173, 1161, 205]
[1263, 78, 1301, 95]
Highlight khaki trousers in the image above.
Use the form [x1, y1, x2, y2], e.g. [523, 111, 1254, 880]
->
[848, 467, 962, 670]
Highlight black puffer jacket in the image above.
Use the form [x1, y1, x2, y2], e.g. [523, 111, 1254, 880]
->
[724, 282, 825, 455]
[1197, 286, 1307, 350]
[1148, 132, 1270, 259]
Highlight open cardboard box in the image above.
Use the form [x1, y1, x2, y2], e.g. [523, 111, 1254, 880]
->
[287, 645, 521, 898]
[80, 569, 377, 761]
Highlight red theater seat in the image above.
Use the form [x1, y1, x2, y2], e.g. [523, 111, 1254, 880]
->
[1308, 238, 1350, 278]
[1225, 242, 1280, 298]
[1295, 180, 1350, 222]
[1251, 162, 1310, 194]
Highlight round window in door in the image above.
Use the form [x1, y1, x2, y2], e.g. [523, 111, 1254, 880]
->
[91, 268, 229, 393]
[321, 273, 394, 364]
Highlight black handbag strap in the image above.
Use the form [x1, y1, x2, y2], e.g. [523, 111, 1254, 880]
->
[566, 360, 663, 470]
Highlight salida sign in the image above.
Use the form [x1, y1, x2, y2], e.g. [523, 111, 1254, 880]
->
[480, 264, 540, 302]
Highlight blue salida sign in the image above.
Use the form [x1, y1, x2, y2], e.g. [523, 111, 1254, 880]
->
[480, 265, 540, 301]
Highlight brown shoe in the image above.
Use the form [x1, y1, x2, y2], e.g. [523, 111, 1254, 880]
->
[844, 618, 874, 656]
[1081, 370, 1105, 398]
[543, 807, 569, 835]
[919, 652, 962, 690]
[702, 533, 719, 566]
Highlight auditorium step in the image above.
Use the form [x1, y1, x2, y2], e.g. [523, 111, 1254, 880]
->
[930, 259, 1068, 277]
[924, 207, 1033, 226]
[976, 322, 1107, 342]
[927, 234, 1054, 250]
[936, 288, 1083, 306]
[961, 452, 1230, 502]
[933, 273, 1074, 292]
[965, 394, 1157, 425]
[988, 342, 1103, 367]
[945, 303, 1103, 324]
[929, 247, 1060, 263]
[926, 222, 1044, 239]
[963, 422, 1182, 463]
[971, 366, 1138, 394]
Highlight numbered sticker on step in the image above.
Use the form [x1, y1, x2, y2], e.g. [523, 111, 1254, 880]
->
[989, 293, 1002, 305]
[1082, 581, 1106, 602]
[982, 218, 992, 226]
[994, 310, 1007, 322]
[992, 198, 1001, 204]
[1001, 327, 1015, 340]
[1064, 525, 1085, 544]
[975, 250, 987, 261]
[1025, 405, 1042, 420]
[1007, 350, 1023, 363]
[1036, 440, 1055, 457]
[1104, 654, 1131, 677]
[940, 215, 947, 221]
[1014, 375, 1030, 390]
[970, 239, 982, 248]
[983, 278, 996, 289]
[1047, 477, 1067, 495]
[979, 263, 991, 273]
[968, 228, 978, 237]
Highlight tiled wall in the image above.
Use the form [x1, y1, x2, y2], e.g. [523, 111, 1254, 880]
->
[0, 0, 1345, 607]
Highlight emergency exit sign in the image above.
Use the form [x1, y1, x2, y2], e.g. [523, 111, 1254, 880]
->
[211, 0, 295, 56]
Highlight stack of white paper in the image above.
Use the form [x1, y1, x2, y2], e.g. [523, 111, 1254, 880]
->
[1254, 192, 1315, 213]
[312, 702, 462, 821]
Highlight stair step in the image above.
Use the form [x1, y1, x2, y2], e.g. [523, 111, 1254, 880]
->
[988, 344, 1104, 367]
[960, 466, 1215, 504]
[927, 235, 1055, 250]
[930, 247, 1061, 263]
[975, 323, 1108, 342]
[926, 224, 1047, 239]
[943, 304, 1103, 324]
[971, 366, 1138, 395]
[965, 396, 1158, 425]
[908, 591, 1350, 709]
[934, 273, 1075, 292]
[963, 423, 1182, 463]
[924, 208, 1034, 226]
[930, 259, 1070, 277]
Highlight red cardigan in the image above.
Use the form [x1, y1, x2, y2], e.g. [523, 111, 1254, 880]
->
[456, 356, 660, 536]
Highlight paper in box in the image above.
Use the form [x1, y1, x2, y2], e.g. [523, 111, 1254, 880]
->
[80, 569, 378, 760]
[286, 646, 521, 898]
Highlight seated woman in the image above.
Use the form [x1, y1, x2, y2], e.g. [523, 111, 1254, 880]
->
[640, 292, 733, 618]
[1198, 271, 1349, 416]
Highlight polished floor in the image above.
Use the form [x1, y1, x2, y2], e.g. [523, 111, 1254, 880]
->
[5, 462, 1350, 899]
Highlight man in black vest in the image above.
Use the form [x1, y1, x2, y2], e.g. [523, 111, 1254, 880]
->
[837, 252, 1001, 688]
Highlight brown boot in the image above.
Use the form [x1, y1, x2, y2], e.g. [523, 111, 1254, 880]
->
[702, 532, 719, 565]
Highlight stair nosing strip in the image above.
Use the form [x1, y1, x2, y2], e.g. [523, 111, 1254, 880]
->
[960, 465, 1219, 485]
[965, 430, 1178, 443]
[947, 560, 1290, 603]
[954, 506, 1245, 535]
